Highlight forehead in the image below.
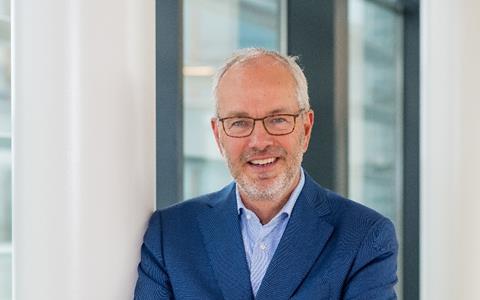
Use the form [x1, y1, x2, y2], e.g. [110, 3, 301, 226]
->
[216, 56, 298, 116]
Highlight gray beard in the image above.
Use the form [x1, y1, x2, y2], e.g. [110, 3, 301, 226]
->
[235, 157, 302, 202]
[224, 144, 304, 202]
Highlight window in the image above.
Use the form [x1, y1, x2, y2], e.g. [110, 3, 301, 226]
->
[0, 0, 11, 299]
[348, 0, 403, 228]
[348, 0, 404, 296]
[183, 0, 286, 199]
[158, 1, 418, 296]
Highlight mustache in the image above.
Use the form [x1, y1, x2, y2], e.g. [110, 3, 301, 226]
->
[241, 146, 287, 162]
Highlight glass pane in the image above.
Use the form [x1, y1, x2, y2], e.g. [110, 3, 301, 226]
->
[348, 0, 403, 295]
[183, 0, 285, 199]
[0, 0, 11, 299]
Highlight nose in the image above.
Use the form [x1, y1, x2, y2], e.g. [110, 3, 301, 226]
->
[247, 120, 274, 150]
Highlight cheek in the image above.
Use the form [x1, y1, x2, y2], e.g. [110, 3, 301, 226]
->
[219, 138, 245, 159]
[284, 132, 305, 152]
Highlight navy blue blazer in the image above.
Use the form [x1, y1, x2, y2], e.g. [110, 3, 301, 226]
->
[134, 174, 398, 299]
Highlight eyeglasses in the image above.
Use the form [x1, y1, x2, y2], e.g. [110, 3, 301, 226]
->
[218, 110, 305, 138]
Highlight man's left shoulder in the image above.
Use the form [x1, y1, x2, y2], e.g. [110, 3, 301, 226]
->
[325, 188, 391, 225]
[305, 176, 397, 244]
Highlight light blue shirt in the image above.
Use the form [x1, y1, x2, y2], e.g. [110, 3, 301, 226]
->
[236, 169, 305, 296]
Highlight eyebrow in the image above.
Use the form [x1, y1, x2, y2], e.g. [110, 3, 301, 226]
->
[221, 107, 293, 118]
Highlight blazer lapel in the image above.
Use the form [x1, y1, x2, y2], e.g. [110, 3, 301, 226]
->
[256, 177, 333, 300]
[197, 184, 253, 300]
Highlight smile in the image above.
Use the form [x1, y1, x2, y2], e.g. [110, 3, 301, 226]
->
[248, 157, 278, 166]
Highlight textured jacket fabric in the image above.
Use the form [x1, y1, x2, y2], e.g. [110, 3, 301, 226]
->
[134, 173, 398, 300]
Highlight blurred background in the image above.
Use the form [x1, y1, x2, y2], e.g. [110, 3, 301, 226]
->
[5, 0, 480, 299]
[0, 0, 10, 299]
[3, 0, 409, 299]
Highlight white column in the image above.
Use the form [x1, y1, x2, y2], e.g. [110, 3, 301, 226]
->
[421, 1, 480, 299]
[12, 0, 155, 299]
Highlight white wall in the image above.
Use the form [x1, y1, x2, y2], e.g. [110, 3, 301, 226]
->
[421, 1, 480, 299]
[12, 0, 155, 299]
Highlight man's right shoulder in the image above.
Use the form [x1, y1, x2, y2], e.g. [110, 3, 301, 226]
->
[153, 181, 235, 219]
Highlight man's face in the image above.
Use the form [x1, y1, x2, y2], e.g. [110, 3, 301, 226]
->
[211, 56, 314, 201]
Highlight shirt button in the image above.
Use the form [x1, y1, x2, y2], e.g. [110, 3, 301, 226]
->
[246, 214, 251, 220]
[260, 243, 267, 251]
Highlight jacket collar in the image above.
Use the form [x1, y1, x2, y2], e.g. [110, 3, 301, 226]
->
[197, 173, 333, 299]
[197, 183, 254, 300]
[256, 173, 333, 299]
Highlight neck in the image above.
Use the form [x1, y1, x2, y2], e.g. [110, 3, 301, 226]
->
[239, 171, 301, 225]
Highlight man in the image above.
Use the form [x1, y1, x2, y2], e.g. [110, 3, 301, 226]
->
[134, 48, 398, 299]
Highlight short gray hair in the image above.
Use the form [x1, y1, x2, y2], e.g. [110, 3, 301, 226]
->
[212, 48, 310, 115]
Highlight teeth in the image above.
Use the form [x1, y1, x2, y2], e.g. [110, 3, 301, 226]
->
[250, 158, 276, 165]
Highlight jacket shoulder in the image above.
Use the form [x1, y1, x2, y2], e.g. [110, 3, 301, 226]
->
[325, 188, 387, 224]
[153, 182, 235, 220]
[304, 176, 395, 238]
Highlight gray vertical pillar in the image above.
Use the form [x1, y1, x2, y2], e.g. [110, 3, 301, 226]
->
[156, 0, 184, 207]
[402, 1, 420, 299]
[288, 0, 340, 192]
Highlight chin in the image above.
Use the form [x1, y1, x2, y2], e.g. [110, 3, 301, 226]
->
[238, 173, 292, 202]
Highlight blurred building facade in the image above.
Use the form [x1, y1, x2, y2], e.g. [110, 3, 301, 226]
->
[4, 0, 480, 299]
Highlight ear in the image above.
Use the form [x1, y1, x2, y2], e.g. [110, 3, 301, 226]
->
[211, 117, 224, 156]
[302, 109, 314, 152]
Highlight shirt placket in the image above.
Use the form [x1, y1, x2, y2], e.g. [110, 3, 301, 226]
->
[248, 216, 280, 295]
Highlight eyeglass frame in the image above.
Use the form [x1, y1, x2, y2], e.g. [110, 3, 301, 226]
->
[216, 109, 307, 138]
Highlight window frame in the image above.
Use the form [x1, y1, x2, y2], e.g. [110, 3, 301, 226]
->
[155, 0, 420, 298]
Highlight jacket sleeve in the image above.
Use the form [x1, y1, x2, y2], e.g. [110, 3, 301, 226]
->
[342, 217, 399, 300]
[134, 211, 174, 300]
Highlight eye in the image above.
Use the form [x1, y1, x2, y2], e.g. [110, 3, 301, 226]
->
[269, 116, 289, 124]
[229, 119, 250, 128]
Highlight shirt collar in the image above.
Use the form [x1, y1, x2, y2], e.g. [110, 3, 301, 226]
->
[236, 168, 305, 217]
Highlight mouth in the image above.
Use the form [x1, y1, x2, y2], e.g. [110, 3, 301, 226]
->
[247, 157, 279, 167]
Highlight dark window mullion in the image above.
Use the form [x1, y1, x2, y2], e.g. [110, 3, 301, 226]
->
[402, 0, 420, 299]
[156, 0, 183, 208]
